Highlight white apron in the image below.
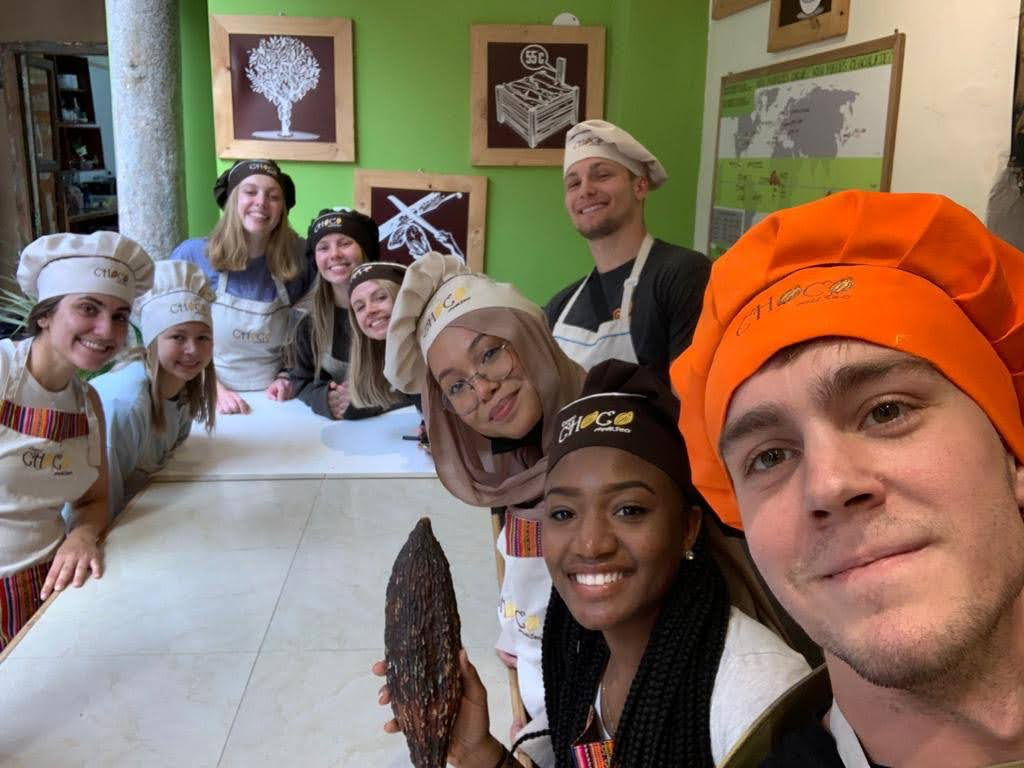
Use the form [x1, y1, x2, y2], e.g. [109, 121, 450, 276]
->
[211, 271, 291, 391]
[551, 235, 653, 371]
[0, 339, 101, 578]
[495, 508, 549, 719]
[496, 507, 556, 766]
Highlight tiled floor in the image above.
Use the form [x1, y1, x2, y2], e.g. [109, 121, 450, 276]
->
[0, 478, 514, 767]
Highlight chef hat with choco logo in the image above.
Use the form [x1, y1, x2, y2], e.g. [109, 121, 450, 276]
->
[133, 260, 215, 346]
[563, 120, 668, 189]
[549, 359, 694, 496]
[306, 208, 380, 262]
[383, 251, 541, 394]
[213, 159, 296, 210]
[18, 231, 154, 305]
[672, 189, 1024, 529]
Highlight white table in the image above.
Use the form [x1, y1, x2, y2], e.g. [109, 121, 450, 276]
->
[0, 404, 515, 767]
[159, 398, 435, 480]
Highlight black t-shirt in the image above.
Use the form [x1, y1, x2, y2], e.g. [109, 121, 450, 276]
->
[759, 719, 892, 768]
[543, 239, 711, 376]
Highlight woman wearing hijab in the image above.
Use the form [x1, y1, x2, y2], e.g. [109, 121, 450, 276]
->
[0, 232, 153, 650]
[384, 252, 587, 764]
[91, 261, 217, 516]
[375, 361, 810, 768]
[170, 159, 314, 415]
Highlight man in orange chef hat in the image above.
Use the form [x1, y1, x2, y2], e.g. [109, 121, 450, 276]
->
[672, 190, 1024, 767]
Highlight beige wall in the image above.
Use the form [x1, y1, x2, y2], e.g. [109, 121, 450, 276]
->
[695, 0, 1019, 250]
[0, 0, 106, 43]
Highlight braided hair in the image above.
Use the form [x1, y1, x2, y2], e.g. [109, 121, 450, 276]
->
[516, 523, 730, 767]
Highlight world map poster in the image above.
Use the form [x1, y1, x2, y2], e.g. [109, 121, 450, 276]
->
[709, 35, 905, 258]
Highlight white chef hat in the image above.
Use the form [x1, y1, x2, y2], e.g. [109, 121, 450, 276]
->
[18, 232, 155, 305]
[563, 119, 668, 189]
[133, 260, 215, 346]
[383, 252, 540, 393]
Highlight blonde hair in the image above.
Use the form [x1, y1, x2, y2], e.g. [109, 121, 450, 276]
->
[121, 342, 217, 433]
[207, 186, 302, 281]
[347, 279, 405, 409]
[308, 248, 369, 381]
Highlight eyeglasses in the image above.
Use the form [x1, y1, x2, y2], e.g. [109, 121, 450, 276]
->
[440, 343, 515, 415]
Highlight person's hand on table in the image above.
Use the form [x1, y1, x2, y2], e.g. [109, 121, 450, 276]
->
[265, 376, 293, 402]
[216, 381, 251, 414]
[42, 528, 103, 599]
[372, 649, 511, 768]
[327, 380, 351, 420]
[417, 420, 431, 455]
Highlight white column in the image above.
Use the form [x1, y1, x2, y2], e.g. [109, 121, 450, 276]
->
[106, 0, 184, 259]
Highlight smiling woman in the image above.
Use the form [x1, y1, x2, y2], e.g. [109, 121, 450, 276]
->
[170, 159, 315, 415]
[287, 212, 417, 420]
[383, 251, 586, 765]
[0, 232, 153, 651]
[91, 260, 218, 517]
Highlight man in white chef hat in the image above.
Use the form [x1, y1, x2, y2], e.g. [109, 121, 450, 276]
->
[546, 119, 711, 377]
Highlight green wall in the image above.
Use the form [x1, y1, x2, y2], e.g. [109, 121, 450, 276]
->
[178, 0, 708, 304]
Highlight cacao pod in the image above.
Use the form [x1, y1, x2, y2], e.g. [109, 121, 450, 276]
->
[385, 517, 463, 768]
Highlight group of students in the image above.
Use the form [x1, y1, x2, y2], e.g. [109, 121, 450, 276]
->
[0, 157, 425, 652]
[2, 116, 1023, 768]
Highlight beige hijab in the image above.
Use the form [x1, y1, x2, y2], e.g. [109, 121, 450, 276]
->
[423, 305, 585, 509]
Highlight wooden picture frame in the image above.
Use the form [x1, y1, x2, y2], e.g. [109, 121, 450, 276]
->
[712, 0, 768, 20]
[768, 0, 850, 52]
[209, 15, 354, 162]
[353, 170, 488, 272]
[470, 24, 605, 166]
[707, 33, 905, 258]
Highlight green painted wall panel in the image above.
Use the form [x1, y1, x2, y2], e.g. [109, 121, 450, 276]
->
[179, 0, 707, 304]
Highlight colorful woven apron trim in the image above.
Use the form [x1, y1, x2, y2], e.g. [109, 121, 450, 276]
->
[0, 559, 52, 652]
[570, 739, 614, 768]
[0, 398, 89, 442]
[505, 513, 542, 558]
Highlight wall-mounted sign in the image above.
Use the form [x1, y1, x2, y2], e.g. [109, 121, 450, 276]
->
[209, 15, 355, 162]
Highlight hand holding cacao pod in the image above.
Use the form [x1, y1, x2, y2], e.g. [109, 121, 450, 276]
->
[385, 517, 464, 768]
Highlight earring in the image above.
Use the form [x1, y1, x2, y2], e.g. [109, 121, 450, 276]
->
[684, 550, 695, 561]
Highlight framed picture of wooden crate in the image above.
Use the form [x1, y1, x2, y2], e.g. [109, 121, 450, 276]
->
[712, 0, 767, 20]
[209, 15, 355, 162]
[353, 170, 488, 272]
[470, 24, 605, 166]
[768, 0, 850, 52]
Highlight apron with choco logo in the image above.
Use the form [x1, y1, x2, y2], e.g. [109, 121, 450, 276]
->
[551, 235, 653, 371]
[496, 505, 555, 767]
[211, 271, 291, 391]
[0, 338, 101, 581]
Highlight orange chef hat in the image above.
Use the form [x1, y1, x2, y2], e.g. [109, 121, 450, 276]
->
[670, 190, 1024, 529]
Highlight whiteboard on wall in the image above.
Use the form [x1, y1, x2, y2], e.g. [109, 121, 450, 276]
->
[708, 33, 905, 258]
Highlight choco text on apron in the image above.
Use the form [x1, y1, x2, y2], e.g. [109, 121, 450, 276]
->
[0, 339, 100, 579]
[551, 235, 653, 371]
[496, 508, 549, 720]
[211, 271, 291, 391]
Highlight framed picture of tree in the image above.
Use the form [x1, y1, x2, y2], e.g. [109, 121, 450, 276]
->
[353, 170, 488, 272]
[209, 15, 355, 162]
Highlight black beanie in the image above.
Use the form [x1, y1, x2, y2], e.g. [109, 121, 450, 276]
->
[305, 208, 380, 261]
[213, 159, 296, 210]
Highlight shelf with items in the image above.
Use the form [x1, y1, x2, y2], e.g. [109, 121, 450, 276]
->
[68, 208, 118, 224]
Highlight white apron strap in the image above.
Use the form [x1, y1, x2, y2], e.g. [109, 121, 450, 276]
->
[619, 234, 654, 321]
[827, 700, 871, 768]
